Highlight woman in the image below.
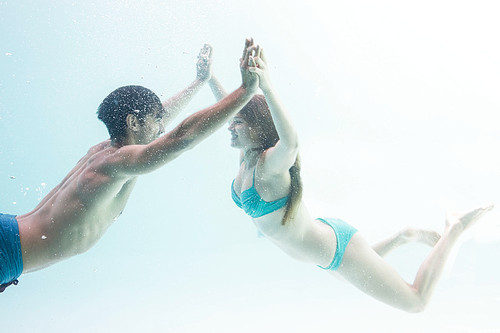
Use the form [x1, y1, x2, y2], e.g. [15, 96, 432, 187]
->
[210, 43, 493, 312]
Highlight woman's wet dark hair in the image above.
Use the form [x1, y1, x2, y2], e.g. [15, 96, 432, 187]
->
[239, 95, 303, 225]
[238, 95, 279, 150]
[97, 85, 164, 141]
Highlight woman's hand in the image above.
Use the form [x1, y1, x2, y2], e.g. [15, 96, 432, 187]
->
[248, 46, 272, 92]
[196, 44, 213, 82]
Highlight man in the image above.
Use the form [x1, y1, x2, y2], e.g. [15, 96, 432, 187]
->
[0, 39, 258, 292]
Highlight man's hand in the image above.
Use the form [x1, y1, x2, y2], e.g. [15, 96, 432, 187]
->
[240, 38, 259, 92]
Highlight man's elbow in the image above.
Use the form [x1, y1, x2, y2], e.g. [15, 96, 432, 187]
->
[176, 135, 197, 152]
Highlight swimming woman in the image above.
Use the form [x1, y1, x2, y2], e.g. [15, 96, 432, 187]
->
[211, 43, 493, 312]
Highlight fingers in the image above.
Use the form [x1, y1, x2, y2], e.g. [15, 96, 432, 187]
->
[252, 46, 268, 68]
[248, 56, 257, 67]
[241, 47, 250, 68]
[240, 38, 267, 75]
[253, 55, 265, 68]
[248, 55, 264, 78]
[247, 44, 266, 69]
[242, 38, 254, 59]
[241, 47, 258, 69]
[198, 44, 212, 61]
[248, 66, 262, 76]
[196, 44, 214, 80]
[260, 47, 267, 63]
[255, 45, 261, 59]
[205, 44, 213, 59]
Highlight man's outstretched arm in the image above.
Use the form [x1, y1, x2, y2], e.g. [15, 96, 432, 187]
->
[110, 39, 258, 175]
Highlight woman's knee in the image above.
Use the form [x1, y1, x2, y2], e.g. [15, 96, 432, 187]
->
[400, 293, 428, 313]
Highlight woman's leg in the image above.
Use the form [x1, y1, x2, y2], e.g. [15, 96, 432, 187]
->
[372, 227, 441, 257]
[336, 205, 493, 312]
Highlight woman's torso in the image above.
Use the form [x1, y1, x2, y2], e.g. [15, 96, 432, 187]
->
[232, 162, 337, 267]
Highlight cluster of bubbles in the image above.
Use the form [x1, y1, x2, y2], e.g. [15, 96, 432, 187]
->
[9, 176, 47, 205]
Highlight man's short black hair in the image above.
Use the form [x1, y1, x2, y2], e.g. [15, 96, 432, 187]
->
[97, 85, 164, 141]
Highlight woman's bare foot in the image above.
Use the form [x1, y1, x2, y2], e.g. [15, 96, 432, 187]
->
[445, 204, 494, 235]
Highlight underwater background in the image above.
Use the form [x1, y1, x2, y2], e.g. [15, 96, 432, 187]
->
[1, 1, 499, 332]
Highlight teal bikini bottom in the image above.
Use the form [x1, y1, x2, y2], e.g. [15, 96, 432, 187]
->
[317, 217, 358, 271]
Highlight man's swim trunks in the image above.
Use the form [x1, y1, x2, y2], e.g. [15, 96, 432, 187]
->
[0, 213, 23, 292]
[317, 217, 357, 271]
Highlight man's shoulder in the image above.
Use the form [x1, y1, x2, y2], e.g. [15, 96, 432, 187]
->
[88, 139, 112, 154]
[86, 142, 143, 178]
[84, 141, 122, 172]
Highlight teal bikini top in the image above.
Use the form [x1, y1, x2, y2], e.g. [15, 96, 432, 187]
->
[231, 171, 289, 218]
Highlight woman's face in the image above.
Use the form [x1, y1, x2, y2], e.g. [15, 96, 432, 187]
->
[227, 114, 261, 150]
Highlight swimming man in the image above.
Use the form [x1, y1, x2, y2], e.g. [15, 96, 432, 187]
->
[0, 39, 258, 292]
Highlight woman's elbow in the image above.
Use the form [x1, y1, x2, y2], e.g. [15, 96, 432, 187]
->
[284, 137, 299, 155]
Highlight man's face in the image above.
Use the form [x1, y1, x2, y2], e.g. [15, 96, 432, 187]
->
[136, 107, 165, 144]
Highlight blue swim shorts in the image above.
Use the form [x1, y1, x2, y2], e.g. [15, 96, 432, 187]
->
[317, 217, 357, 271]
[0, 214, 23, 288]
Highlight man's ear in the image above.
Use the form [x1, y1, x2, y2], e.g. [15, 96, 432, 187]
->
[126, 113, 140, 131]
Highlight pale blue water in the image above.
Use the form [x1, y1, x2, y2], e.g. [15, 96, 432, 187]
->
[1, 1, 500, 332]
